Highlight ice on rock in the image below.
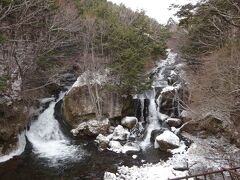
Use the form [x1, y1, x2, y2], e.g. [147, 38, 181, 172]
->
[121, 142, 141, 153]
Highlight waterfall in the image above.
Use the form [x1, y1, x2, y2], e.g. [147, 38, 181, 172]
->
[0, 132, 26, 163]
[140, 98, 160, 149]
[138, 50, 180, 149]
[26, 92, 84, 165]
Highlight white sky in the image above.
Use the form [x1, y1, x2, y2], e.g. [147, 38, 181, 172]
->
[108, 0, 197, 24]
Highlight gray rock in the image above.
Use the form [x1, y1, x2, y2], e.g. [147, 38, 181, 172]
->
[112, 125, 130, 141]
[150, 128, 168, 143]
[95, 134, 110, 151]
[181, 114, 223, 135]
[180, 110, 192, 123]
[63, 85, 123, 128]
[104, 172, 116, 180]
[71, 118, 110, 136]
[121, 116, 138, 129]
[109, 141, 123, 153]
[165, 118, 182, 128]
[154, 130, 180, 151]
[173, 166, 189, 171]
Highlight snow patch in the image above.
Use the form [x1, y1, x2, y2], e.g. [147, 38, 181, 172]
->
[72, 69, 109, 88]
[109, 134, 240, 180]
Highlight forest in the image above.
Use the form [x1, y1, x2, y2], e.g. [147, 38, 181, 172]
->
[0, 0, 239, 179]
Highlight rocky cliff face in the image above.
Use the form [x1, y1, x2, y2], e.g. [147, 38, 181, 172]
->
[63, 84, 134, 132]
[63, 85, 123, 126]
[0, 102, 28, 155]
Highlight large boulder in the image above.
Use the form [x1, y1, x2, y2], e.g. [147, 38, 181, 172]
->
[199, 114, 224, 134]
[63, 85, 123, 128]
[150, 128, 168, 143]
[159, 87, 177, 116]
[181, 121, 200, 134]
[181, 114, 223, 135]
[71, 118, 110, 137]
[63, 82, 135, 131]
[154, 130, 180, 151]
[121, 116, 138, 129]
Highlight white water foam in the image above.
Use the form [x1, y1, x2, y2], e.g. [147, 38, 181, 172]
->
[26, 92, 84, 165]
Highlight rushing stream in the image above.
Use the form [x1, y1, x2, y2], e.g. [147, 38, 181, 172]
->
[26, 92, 84, 166]
[0, 50, 184, 179]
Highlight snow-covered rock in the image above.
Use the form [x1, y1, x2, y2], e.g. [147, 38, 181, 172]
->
[109, 141, 123, 153]
[95, 134, 110, 151]
[150, 128, 168, 143]
[71, 119, 110, 136]
[104, 172, 116, 180]
[112, 125, 130, 141]
[111, 133, 240, 180]
[70, 69, 110, 89]
[122, 142, 141, 153]
[154, 131, 180, 151]
[132, 155, 137, 159]
[121, 116, 138, 129]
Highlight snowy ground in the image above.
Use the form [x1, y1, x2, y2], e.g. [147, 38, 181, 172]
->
[104, 133, 240, 180]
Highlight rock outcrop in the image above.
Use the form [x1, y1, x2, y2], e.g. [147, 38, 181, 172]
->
[63, 85, 123, 128]
[0, 102, 28, 155]
[181, 114, 224, 135]
[63, 75, 135, 136]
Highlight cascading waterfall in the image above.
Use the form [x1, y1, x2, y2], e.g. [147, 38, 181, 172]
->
[137, 50, 180, 149]
[26, 92, 84, 165]
[140, 98, 161, 149]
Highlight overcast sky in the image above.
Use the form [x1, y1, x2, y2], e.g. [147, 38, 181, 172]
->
[108, 0, 197, 24]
